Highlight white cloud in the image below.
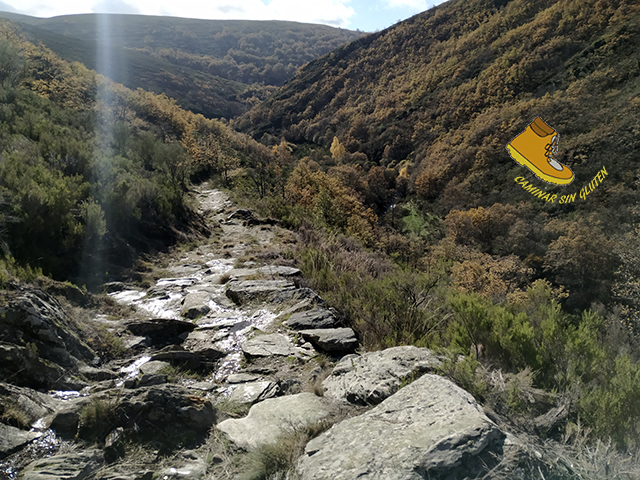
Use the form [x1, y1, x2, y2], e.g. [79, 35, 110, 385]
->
[4, 0, 355, 27]
[385, 0, 428, 9]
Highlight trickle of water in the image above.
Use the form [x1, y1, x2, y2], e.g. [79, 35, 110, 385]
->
[116, 355, 152, 386]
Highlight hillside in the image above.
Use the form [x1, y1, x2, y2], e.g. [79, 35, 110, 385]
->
[0, 19, 280, 286]
[239, 0, 640, 210]
[237, 0, 640, 311]
[0, 12, 364, 118]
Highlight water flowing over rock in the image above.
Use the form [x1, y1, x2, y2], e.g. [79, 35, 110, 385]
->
[297, 374, 505, 480]
[322, 346, 442, 405]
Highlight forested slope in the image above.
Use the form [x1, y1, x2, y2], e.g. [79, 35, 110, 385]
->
[0, 12, 364, 118]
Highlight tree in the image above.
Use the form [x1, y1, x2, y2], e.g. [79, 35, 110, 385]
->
[330, 136, 346, 162]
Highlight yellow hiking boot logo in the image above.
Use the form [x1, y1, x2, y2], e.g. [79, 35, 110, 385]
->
[506, 117, 574, 185]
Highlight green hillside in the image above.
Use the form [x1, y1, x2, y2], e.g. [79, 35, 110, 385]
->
[0, 12, 364, 118]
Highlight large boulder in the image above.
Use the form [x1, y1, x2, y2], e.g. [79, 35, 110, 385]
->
[228, 266, 301, 281]
[217, 392, 332, 450]
[284, 308, 338, 330]
[322, 346, 442, 405]
[299, 328, 358, 354]
[297, 374, 505, 480]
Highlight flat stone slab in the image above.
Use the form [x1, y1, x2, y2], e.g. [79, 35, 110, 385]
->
[0, 423, 41, 458]
[217, 393, 332, 450]
[284, 308, 338, 330]
[299, 328, 358, 353]
[297, 374, 505, 480]
[242, 333, 298, 358]
[322, 346, 442, 405]
[225, 280, 296, 305]
[227, 381, 280, 404]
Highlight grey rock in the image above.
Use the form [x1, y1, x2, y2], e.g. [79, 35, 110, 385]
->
[20, 448, 103, 480]
[284, 308, 338, 330]
[0, 289, 95, 389]
[297, 374, 504, 480]
[322, 346, 442, 405]
[225, 280, 296, 305]
[77, 365, 118, 382]
[227, 381, 280, 404]
[182, 330, 226, 359]
[299, 328, 358, 353]
[0, 423, 40, 459]
[242, 334, 298, 358]
[73, 385, 216, 448]
[0, 382, 61, 426]
[186, 381, 217, 392]
[271, 287, 324, 306]
[139, 360, 171, 375]
[49, 396, 91, 438]
[0, 343, 85, 391]
[180, 292, 211, 319]
[137, 374, 168, 387]
[150, 351, 201, 370]
[125, 318, 196, 343]
[217, 392, 332, 450]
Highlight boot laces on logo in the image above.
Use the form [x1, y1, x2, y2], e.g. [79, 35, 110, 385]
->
[545, 135, 563, 171]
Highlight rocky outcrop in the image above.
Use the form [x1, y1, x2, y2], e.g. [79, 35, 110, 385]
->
[226, 381, 280, 404]
[297, 374, 505, 480]
[0, 290, 95, 389]
[0, 383, 61, 426]
[322, 346, 442, 405]
[299, 328, 358, 353]
[217, 392, 332, 450]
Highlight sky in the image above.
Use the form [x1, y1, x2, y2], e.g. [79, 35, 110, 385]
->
[0, 0, 448, 32]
